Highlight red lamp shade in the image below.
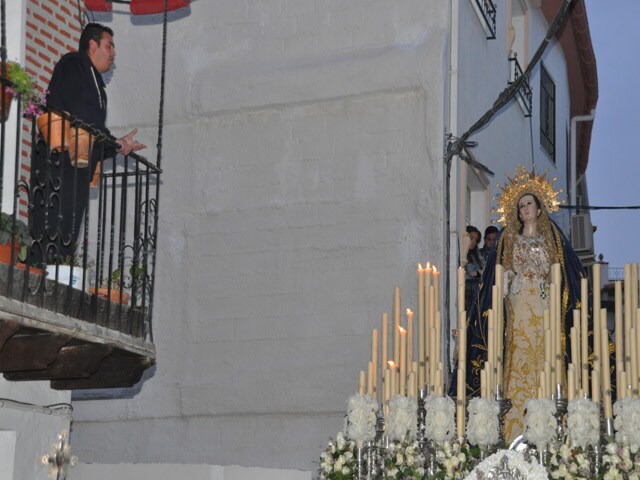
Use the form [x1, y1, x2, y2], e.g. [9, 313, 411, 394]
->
[130, 0, 190, 15]
[84, 0, 113, 11]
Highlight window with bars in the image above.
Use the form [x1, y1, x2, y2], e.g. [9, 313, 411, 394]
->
[540, 65, 556, 162]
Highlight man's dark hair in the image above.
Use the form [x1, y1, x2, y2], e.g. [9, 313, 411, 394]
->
[79, 23, 114, 52]
[484, 225, 499, 238]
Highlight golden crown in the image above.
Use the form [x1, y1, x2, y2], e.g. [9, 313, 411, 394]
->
[494, 165, 563, 227]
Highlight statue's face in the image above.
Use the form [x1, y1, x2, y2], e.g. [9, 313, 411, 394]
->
[517, 194, 540, 224]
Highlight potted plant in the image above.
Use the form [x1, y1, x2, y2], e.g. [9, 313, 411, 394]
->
[90, 267, 130, 305]
[0, 212, 31, 266]
[1, 61, 46, 120]
[46, 249, 95, 290]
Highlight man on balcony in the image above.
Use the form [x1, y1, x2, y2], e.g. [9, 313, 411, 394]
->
[29, 22, 145, 265]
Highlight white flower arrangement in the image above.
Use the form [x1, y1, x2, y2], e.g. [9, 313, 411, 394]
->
[435, 439, 479, 480]
[319, 431, 356, 480]
[424, 395, 456, 445]
[566, 398, 600, 450]
[344, 394, 378, 447]
[464, 449, 549, 480]
[601, 442, 640, 480]
[466, 397, 500, 448]
[387, 395, 418, 442]
[614, 398, 640, 451]
[383, 440, 425, 480]
[547, 437, 592, 480]
[524, 398, 557, 452]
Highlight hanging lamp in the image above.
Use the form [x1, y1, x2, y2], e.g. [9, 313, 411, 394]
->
[83, 0, 113, 11]
[129, 0, 190, 15]
[84, 0, 190, 15]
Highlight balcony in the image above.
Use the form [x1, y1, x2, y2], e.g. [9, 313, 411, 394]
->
[508, 53, 533, 117]
[0, 87, 158, 389]
[471, 0, 497, 40]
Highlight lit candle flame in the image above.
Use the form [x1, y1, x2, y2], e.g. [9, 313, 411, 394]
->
[433, 266, 438, 273]
[388, 361, 395, 369]
[399, 326, 406, 334]
[406, 308, 413, 318]
[418, 263, 423, 270]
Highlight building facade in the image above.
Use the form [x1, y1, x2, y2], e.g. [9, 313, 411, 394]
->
[0, 0, 597, 477]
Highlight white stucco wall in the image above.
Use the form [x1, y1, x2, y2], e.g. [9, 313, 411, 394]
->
[70, 0, 447, 473]
[1, 0, 27, 212]
[454, 2, 574, 234]
[0, 379, 71, 480]
[70, 463, 311, 480]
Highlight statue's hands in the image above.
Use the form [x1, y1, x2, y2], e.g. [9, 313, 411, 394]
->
[116, 128, 146, 155]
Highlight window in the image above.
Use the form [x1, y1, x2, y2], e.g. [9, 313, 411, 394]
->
[540, 65, 556, 162]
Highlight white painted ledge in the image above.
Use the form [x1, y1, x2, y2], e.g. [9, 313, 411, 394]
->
[69, 463, 312, 480]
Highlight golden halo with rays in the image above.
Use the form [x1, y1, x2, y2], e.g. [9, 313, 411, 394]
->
[493, 165, 563, 228]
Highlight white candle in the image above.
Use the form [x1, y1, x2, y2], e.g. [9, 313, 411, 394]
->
[418, 264, 425, 387]
[567, 365, 575, 401]
[457, 266, 465, 314]
[433, 266, 440, 313]
[399, 326, 407, 395]
[407, 309, 414, 373]
[367, 361, 374, 396]
[593, 263, 601, 318]
[456, 366, 466, 437]
[389, 361, 397, 397]
[592, 362, 600, 403]
[581, 305, 589, 394]
[382, 313, 389, 376]
[615, 282, 623, 396]
[394, 287, 400, 366]
[371, 329, 379, 398]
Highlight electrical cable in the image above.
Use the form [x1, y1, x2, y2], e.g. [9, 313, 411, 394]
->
[560, 205, 640, 211]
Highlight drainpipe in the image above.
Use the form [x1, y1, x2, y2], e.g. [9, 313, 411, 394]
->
[570, 110, 595, 211]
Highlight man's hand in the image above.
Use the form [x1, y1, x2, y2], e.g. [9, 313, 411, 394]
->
[116, 128, 146, 155]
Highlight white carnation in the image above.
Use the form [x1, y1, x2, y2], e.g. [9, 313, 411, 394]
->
[614, 398, 640, 450]
[566, 398, 600, 449]
[466, 397, 500, 448]
[344, 393, 378, 447]
[424, 395, 456, 445]
[387, 395, 418, 442]
[524, 398, 557, 451]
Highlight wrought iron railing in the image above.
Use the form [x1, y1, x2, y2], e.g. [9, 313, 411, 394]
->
[508, 53, 533, 117]
[608, 268, 624, 282]
[474, 0, 497, 39]
[0, 91, 160, 341]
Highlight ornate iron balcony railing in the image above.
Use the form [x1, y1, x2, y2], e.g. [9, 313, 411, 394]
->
[508, 53, 533, 117]
[0, 85, 159, 388]
[474, 0, 497, 40]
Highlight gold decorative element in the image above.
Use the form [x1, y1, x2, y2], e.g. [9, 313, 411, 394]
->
[41, 431, 78, 480]
[494, 165, 563, 227]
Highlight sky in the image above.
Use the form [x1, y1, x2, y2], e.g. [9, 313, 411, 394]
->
[583, 1, 640, 268]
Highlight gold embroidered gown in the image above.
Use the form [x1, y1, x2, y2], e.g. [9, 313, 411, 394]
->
[503, 234, 550, 441]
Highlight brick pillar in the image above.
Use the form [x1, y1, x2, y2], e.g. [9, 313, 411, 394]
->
[19, 0, 81, 219]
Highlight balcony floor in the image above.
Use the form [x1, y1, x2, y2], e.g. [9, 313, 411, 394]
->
[0, 269, 155, 390]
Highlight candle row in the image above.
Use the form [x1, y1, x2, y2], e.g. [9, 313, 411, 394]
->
[357, 263, 444, 405]
[479, 264, 505, 399]
[612, 264, 640, 403]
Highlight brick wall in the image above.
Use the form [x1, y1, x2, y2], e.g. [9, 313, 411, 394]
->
[19, 0, 80, 218]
